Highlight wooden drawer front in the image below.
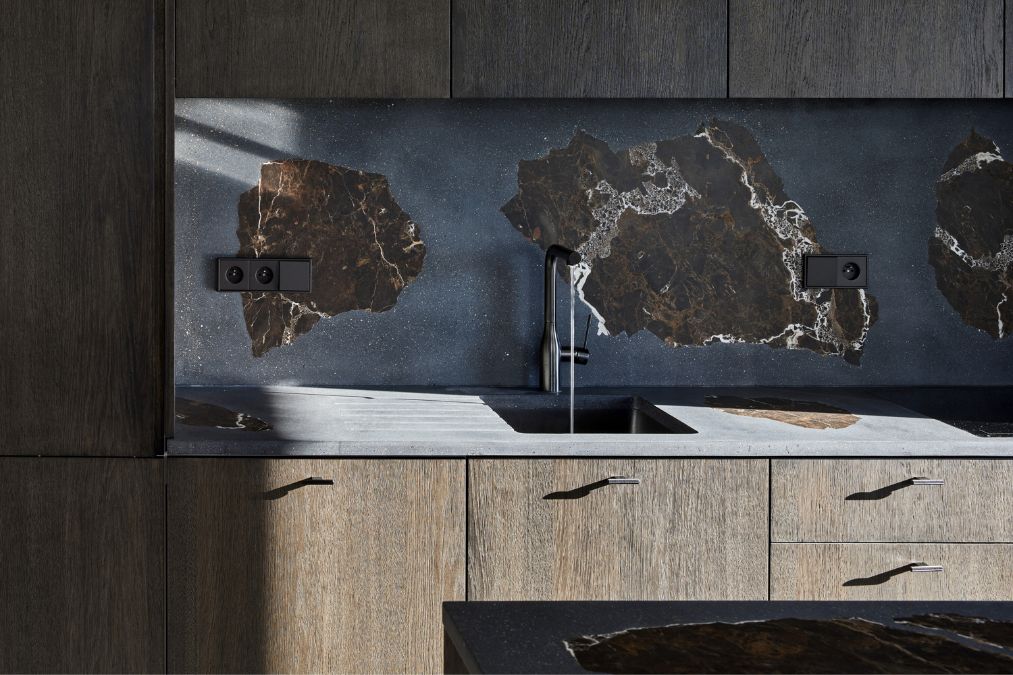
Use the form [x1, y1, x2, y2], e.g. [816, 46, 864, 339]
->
[468, 459, 768, 601]
[772, 544, 1013, 600]
[772, 459, 1013, 542]
[168, 459, 465, 674]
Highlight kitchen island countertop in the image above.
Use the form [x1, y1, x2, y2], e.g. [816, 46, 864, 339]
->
[442, 600, 1013, 674]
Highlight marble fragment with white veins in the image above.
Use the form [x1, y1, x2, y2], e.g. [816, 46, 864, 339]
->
[503, 119, 878, 364]
[237, 159, 426, 356]
[930, 130, 1013, 338]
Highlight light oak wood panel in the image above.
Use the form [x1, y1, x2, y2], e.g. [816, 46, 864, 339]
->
[772, 459, 1013, 543]
[469, 459, 768, 601]
[168, 458, 465, 674]
[176, 0, 450, 97]
[0, 458, 165, 673]
[0, 0, 166, 455]
[452, 0, 727, 97]
[729, 0, 1003, 97]
[772, 543, 1013, 601]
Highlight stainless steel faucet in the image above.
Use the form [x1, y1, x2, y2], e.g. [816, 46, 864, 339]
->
[541, 244, 590, 392]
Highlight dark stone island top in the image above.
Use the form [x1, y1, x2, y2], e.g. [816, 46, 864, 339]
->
[442, 601, 1013, 674]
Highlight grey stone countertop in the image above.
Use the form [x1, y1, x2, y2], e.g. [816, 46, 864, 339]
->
[167, 385, 1013, 456]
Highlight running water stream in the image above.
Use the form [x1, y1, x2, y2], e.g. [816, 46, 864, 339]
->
[569, 270, 576, 434]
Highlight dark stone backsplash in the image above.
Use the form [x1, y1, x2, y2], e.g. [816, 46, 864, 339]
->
[175, 99, 1013, 386]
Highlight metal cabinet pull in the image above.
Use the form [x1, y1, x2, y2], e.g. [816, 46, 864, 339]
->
[910, 564, 944, 573]
[911, 478, 944, 486]
[306, 477, 334, 485]
[606, 476, 640, 485]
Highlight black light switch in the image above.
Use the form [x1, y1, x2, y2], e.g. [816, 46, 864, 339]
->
[803, 254, 868, 289]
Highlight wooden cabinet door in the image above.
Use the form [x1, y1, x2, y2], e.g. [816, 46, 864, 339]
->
[0, 1, 166, 456]
[452, 0, 727, 97]
[468, 459, 768, 600]
[0, 459, 165, 673]
[772, 459, 1013, 543]
[772, 543, 1013, 601]
[729, 0, 1003, 97]
[168, 459, 465, 674]
[176, 0, 450, 97]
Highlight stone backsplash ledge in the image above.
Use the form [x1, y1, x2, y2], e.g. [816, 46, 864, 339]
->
[174, 99, 1013, 387]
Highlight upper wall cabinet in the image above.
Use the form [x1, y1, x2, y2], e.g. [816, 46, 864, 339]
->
[176, 0, 450, 97]
[730, 0, 1003, 97]
[452, 0, 727, 97]
[0, 0, 165, 455]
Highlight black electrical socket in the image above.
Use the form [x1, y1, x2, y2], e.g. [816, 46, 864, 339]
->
[216, 257, 312, 292]
[216, 258, 249, 291]
[803, 254, 868, 288]
[250, 259, 279, 291]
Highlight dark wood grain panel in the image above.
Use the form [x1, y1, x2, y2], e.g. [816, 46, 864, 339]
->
[0, 1, 165, 456]
[167, 458, 465, 673]
[730, 0, 1003, 97]
[0, 458, 165, 672]
[1007, 0, 1011, 98]
[452, 0, 726, 97]
[176, 0, 450, 97]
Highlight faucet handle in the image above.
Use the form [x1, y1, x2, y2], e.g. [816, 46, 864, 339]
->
[562, 316, 592, 365]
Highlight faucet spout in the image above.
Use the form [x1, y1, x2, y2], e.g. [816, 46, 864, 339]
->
[541, 245, 583, 393]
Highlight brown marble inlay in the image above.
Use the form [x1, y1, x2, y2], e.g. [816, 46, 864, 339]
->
[174, 397, 272, 431]
[930, 130, 1013, 338]
[237, 159, 426, 356]
[897, 614, 1013, 650]
[503, 120, 877, 364]
[566, 617, 1013, 674]
[705, 395, 859, 429]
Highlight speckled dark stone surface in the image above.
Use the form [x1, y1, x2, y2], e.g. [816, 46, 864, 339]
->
[237, 159, 425, 355]
[442, 601, 1013, 675]
[930, 130, 1013, 339]
[175, 100, 1013, 387]
[503, 121, 877, 364]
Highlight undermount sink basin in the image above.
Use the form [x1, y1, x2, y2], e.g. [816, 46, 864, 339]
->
[481, 395, 697, 435]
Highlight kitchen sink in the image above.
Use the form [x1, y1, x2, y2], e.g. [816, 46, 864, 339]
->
[481, 394, 697, 434]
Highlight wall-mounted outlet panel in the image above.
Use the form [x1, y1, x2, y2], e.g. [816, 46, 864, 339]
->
[803, 254, 868, 289]
[216, 258, 312, 292]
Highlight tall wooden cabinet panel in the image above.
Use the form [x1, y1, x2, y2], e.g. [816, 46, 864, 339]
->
[0, 459, 165, 673]
[175, 0, 450, 97]
[452, 0, 727, 97]
[1007, 1, 1012, 98]
[167, 458, 465, 674]
[0, 1, 166, 456]
[729, 0, 1003, 97]
[468, 459, 768, 601]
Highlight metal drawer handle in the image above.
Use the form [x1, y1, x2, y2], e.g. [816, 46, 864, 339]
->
[306, 477, 334, 485]
[910, 564, 944, 573]
[911, 478, 944, 485]
[606, 476, 640, 485]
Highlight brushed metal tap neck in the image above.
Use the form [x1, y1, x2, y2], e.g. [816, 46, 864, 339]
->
[541, 245, 582, 393]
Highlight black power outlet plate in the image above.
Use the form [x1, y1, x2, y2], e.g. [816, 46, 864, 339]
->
[216, 258, 312, 292]
[803, 254, 868, 289]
